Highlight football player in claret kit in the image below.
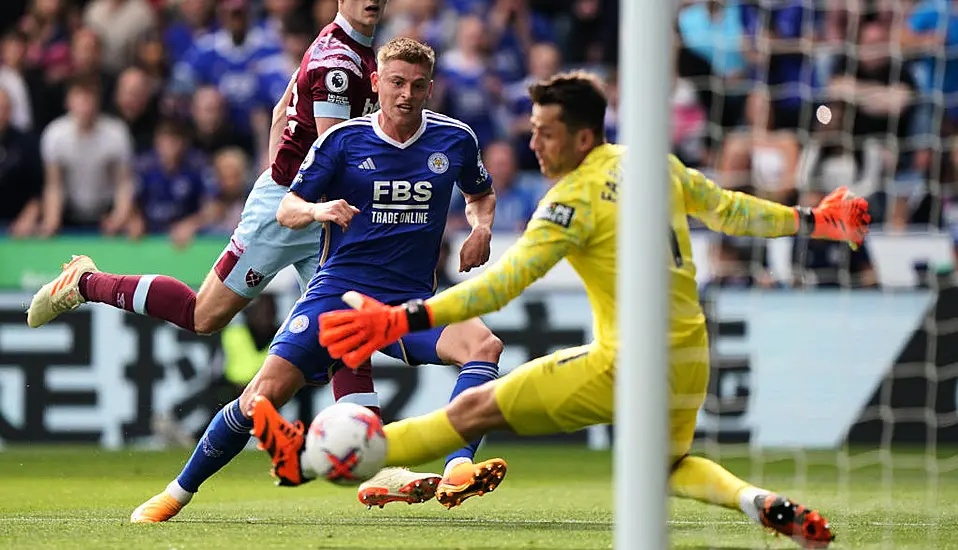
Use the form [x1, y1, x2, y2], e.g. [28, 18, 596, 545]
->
[257, 72, 872, 548]
[33, 0, 389, 440]
[28, 0, 389, 524]
[248, 36, 509, 510]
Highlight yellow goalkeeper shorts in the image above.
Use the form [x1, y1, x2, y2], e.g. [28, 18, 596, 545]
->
[493, 326, 710, 460]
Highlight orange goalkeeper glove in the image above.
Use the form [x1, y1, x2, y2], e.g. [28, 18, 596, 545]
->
[795, 186, 871, 248]
[318, 291, 433, 368]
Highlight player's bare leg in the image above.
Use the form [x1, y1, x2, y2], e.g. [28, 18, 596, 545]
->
[132, 356, 304, 522]
[431, 319, 507, 508]
[191, 270, 252, 334]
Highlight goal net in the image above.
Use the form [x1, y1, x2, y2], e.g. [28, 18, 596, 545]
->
[669, 0, 958, 547]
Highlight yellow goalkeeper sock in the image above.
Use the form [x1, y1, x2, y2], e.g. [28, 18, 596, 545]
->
[383, 409, 467, 467]
[670, 456, 753, 511]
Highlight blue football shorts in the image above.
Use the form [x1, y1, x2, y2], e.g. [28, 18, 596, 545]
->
[270, 293, 446, 385]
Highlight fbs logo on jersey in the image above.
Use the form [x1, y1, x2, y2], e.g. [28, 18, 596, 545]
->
[534, 202, 576, 228]
[245, 268, 265, 288]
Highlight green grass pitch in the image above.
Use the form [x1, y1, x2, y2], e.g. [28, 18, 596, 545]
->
[2, 444, 958, 549]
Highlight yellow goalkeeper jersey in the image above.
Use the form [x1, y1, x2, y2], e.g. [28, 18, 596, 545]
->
[427, 146, 798, 350]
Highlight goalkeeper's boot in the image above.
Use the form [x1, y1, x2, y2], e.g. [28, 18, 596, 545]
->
[248, 395, 311, 486]
[358, 467, 441, 509]
[436, 458, 508, 509]
[26, 255, 98, 328]
[130, 483, 190, 523]
[756, 493, 834, 549]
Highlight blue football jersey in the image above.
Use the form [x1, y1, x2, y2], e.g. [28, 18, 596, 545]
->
[290, 110, 492, 301]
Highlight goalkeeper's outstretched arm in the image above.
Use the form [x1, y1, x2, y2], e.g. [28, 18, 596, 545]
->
[673, 156, 869, 244]
[426, 223, 576, 327]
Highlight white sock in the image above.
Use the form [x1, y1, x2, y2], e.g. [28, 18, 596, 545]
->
[738, 486, 770, 524]
[443, 457, 472, 478]
[166, 480, 194, 505]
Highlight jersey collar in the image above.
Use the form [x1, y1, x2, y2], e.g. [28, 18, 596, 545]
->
[334, 13, 374, 47]
[372, 110, 428, 149]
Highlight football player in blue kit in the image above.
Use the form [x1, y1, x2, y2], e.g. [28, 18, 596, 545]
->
[249, 36, 508, 509]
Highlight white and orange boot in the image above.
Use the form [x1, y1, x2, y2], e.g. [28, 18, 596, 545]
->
[26, 255, 97, 328]
[435, 458, 507, 509]
[130, 481, 192, 523]
[357, 468, 441, 509]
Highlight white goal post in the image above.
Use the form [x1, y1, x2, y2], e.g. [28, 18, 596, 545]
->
[615, 0, 673, 548]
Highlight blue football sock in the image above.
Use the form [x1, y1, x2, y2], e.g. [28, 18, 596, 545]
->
[445, 361, 499, 467]
[175, 399, 253, 493]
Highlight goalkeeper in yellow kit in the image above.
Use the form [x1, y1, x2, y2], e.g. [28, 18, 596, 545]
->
[250, 72, 869, 548]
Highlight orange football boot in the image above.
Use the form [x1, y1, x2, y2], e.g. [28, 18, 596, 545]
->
[130, 488, 186, 523]
[248, 395, 310, 486]
[756, 493, 835, 548]
[435, 458, 507, 509]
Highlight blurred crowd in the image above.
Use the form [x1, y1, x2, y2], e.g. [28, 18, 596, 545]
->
[0, 0, 617, 246]
[4, 0, 958, 290]
[676, 0, 958, 289]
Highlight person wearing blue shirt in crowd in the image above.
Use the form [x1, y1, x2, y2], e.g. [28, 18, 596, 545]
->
[740, 0, 818, 130]
[164, 0, 217, 65]
[130, 119, 213, 245]
[449, 141, 539, 232]
[170, 0, 280, 144]
[434, 15, 501, 150]
[487, 0, 555, 85]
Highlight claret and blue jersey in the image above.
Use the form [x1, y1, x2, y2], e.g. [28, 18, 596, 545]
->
[290, 109, 492, 303]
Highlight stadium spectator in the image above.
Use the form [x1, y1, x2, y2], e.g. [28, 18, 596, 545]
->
[0, 88, 44, 237]
[376, 0, 455, 49]
[169, 0, 280, 151]
[791, 235, 880, 289]
[252, 14, 313, 170]
[82, 0, 158, 75]
[19, 0, 73, 91]
[132, 30, 171, 86]
[560, 0, 618, 66]
[205, 147, 250, 234]
[504, 40, 560, 170]
[128, 118, 212, 246]
[675, 0, 749, 155]
[449, 141, 539, 232]
[163, 0, 216, 65]
[113, 66, 161, 155]
[740, 0, 818, 133]
[260, 0, 300, 45]
[486, 0, 555, 85]
[797, 103, 885, 204]
[707, 235, 775, 289]
[433, 15, 500, 148]
[189, 86, 254, 159]
[38, 77, 135, 236]
[717, 91, 801, 205]
[68, 28, 116, 116]
[0, 29, 34, 133]
[312, 0, 338, 29]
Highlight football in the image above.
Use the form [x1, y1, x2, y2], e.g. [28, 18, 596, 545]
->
[303, 402, 388, 485]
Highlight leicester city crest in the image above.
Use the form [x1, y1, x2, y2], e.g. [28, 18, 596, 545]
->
[428, 152, 450, 174]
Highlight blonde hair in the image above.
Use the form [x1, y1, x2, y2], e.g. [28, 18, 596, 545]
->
[376, 36, 436, 77]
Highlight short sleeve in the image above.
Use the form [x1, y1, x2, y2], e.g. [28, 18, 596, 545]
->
[113, 122, 134, 166]
[40, 122, 62, 165]
[455, 133, 492, 196]
[307, 55, 363, 121]
[290, 129, 343, 201]
[525, 178, 594, 250]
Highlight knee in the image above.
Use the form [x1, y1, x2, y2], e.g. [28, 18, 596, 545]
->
[469, 330, 504, 363]
[446, 384, 504, 439]
[193, 308, 230, 335]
